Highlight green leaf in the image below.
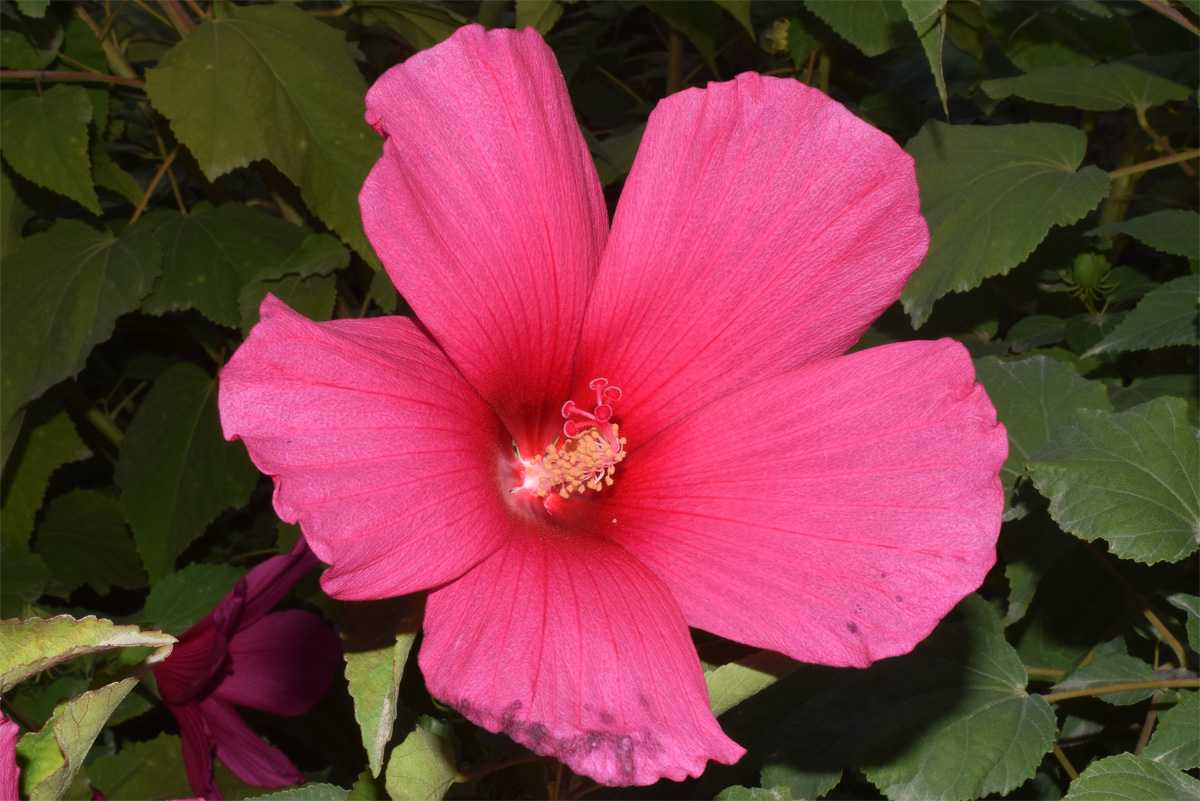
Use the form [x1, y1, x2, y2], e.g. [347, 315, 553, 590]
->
[902, 122, 1110, 327]
[33, 489, 147, 595]
[1, 164, 34, 262]
[343, 600, 420, 778]
[0, 9, 61, 69]
[859, 597, 1057, 799]
[973, 355, 1112, 516]
[1011, 542, 1126, 671]
[943, 0, 986, 61]
[0, 616, 174, 694]
[1091, 210, 1200, 260]
[1143, 690, 1199, 770]
[1006, 315, 1066, 353]
[115, 363, 260, 582]
[384, 726, 457, 801]
[139, 202, 311, 327]
[999, 510, 1075, 626]
[368, 268, 398, 315]
[142, 562, 245, 635]
[761, 596, 1055, 801]
[348, 770, 387, 801]
[0, 85, 100, 214]
[351, 2, 467, 51]
[716, 787, 794, 801]
[90, 137, 142, 207]
[587, 124, 645, 188]
[18, 676, 141, 801]
[240, 273, 337, 334]
[1065, 311, 1124, 355]
[1063, 752, 1200, 800]
[1165, 593, 1200, 653]
[0, 219, 161, 430]
[515, 0, 563, 34]
[143, 3, 381, 264]
[246, 785, 350, 801]
[804, 0, 916, 56]
[645, 1, 721, 67]
[84, 733, 195, 801]
[1051, 639, 1155, 705]
[981, 1, 1137, 71]
[981, 55, 1194, 112]
[1109, 375, 1199, 420]
[1085, 275, 1199, 356]
[1, 400, 90, 547]
[705, 650, 798, 718]
[1029, 397, 1200, 564]
[0, 543, 49, 618]
[713, 0, 754, 36]
[16, 0, 50, 18]
[237, 234, 349, 333]
[902, 0, 948, 117]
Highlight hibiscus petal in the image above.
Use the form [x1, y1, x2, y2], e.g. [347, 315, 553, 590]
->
[220, 296, 510, 599]
[602, 340, 1006, 668]
[215, 611, 341, 716]
[360, 24, 606, 451]
[576, 73, 928, 441]
[168, 700, 222, 800]
[1, 714, 21, 801]
[420, 523, 744, 787]
[201, 697, 304, 789]
[153, 619, 229, 706]
[234, 539, 320, 626]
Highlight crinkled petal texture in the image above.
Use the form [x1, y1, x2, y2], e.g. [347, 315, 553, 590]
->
[575, 73, 928, 441]
[361, 24, 607, 453]
[420, 524, 744, 786]
[599, 340, 1006, 667]
[220, 296, 510, 599]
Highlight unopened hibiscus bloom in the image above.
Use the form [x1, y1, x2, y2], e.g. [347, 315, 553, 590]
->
[220, 24, 1006, 786]
[152, 540, 340, 800]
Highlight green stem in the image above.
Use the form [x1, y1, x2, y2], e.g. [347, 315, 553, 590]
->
[592, 63, 644, 106]
[0, 69, 144, 87]
[1041, 678, 1200, 704]
[1135, 107, 1196, 177]
[75, 5, 140, 81]
[130, 144, 179, 223]
[667, 26, 684, 95]
[1026, 666, 1067, 679]
[59, 381, 124, 447]
[1108, 148, 1200, 180]
[1052, 743, 1079, 781]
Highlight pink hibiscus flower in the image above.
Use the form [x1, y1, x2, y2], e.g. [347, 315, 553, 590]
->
[219, 24, 1006, 787]
[152, 540, 340, 800]
[1, 713, 18, 801]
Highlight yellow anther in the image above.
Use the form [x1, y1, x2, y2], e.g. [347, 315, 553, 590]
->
[521, 424, 626, 499]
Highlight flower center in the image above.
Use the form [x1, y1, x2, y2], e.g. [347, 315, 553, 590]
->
[515, 378, 627, 499]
